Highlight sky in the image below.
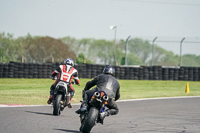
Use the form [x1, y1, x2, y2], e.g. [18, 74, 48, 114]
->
[0, 0, 200, 55]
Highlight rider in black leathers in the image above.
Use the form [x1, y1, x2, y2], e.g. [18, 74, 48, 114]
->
[76, 65, 120, 120]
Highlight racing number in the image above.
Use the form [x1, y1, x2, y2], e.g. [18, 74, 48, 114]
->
[63, 74, 69, 81]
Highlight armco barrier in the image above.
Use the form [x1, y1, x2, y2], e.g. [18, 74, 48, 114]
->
[0, 62, 199, 81]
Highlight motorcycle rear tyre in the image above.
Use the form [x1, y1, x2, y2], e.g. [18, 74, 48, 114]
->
[53, 94, 62, 116]
[81, 107, 99, 133]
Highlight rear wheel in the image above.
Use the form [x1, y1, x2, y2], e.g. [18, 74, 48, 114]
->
[53, 94, 62, 116]
[80, 107, 99, 133]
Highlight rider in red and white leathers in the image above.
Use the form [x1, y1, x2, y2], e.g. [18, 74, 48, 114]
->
[47, 58, 80, 108]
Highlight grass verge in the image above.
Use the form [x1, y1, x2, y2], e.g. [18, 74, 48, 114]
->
[0, 78, 200, 105]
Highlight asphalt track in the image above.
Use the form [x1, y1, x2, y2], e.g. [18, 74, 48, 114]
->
[0, 96, 200, 133]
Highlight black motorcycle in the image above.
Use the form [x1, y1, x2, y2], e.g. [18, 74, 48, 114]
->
[79, 90, 109, 133]
[52, 80, 74, 116]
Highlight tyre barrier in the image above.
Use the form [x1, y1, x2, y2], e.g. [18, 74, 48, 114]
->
[0, 62, 199, 81]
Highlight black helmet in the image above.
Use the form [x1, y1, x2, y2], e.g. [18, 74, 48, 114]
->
[103, 65, 115, 76]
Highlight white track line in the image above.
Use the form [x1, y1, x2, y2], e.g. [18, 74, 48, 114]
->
[117, 96, 200, 102]
[0, 104, 50, 108]
[0, 96, 200, 108]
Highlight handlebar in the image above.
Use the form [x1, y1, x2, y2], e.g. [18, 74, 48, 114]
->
[52, 76, 57, 80]
[72, 81, 80, 86]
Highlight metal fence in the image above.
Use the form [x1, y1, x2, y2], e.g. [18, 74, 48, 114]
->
[0, 62, 199, 81]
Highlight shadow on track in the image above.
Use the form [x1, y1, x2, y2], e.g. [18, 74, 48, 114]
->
[54, 129, 81, 133]
[25, 111, 53, 116]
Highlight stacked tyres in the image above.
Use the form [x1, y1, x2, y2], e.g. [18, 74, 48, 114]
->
[2, 63, 8, 78]
[158, 66, 162, 80]
[128, 67, 132, 80]
[52, 62, 59, 71]
[178, 67, 184, 81]
[183, 67, 189, 81]
[17, 62, 24, 78]
[51, 62, 59, 77]
[1, 62, 200, 81]
[162, 67, 169, 80]
[41, 64, 46, 78]
[168, 68, 174, 80]
[139, 67, 143, 80]
[129, 67, 134, 80]
[97, 64, 105, 76]
[188, 67, 194, 81]
[42, 63, 49, 78]
[47, 63, 58, 78]
[47, 63, 53, 78]
[38, 63, 43, 78]
[86, 64, 92, 79]
[13, 62, 18, 78]
[26, 63, 31, 78]
[0, 63, 3, 78]
[14, 62, 18, 78]
[37, 63, 43, 78]
[124, 67, 129, 80]
[128, 67, 135, 80]
[32, 63, 38, 78]
[23, 63, 29, 78]
[27, 63, 34, 78]
[199, 68, 200, 81]
[8, 62, 14, 78]
[143, 66, 149, 80]
[119, 67, 125, 79]
[3, 64, 9, 78]
[126, 67, 131, 80]
[173, 68, 179, 80]
[91, 65, 98, 78]
[148, 67, 153, 80]
[133, 67, 139, 80]
[115, 66, 120, 79]
[153, 66, 159, 80]
[193, 67, 199, 81]
[80, 64, 87, 78]
[75, 64, 86, 78]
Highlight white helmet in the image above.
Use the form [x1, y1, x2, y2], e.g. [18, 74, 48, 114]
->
[64, 58, 74, 66]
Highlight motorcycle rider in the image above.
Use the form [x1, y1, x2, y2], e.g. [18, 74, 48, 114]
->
[47, 58, 80, 108]
[76, 65, 120, 122]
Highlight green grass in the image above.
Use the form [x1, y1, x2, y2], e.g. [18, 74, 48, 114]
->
[0, 78, 200, 105]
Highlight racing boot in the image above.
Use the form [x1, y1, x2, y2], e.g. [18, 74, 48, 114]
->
[80, 90, 89, 112]
[64, 97, 72, 108]
[75, 100, 88, 114]
[47, 95, 53, 104]
[99, 110, 110, 124]
[80, 101, 88, 112]
[67, 101, 72, 108]
[76, 90, 88, 114]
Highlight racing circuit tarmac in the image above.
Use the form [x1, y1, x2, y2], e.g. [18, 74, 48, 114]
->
[0, 96, 200, 133]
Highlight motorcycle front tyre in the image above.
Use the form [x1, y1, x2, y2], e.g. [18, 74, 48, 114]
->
[53, 94, 62, 116]
[81, 107, 99, 133]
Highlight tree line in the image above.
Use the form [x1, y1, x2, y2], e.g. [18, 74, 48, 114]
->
[0, 32, 200, 67]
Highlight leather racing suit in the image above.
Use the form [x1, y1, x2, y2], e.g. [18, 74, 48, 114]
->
[83, 73, 120, 115]
[50, 64, 80, 101]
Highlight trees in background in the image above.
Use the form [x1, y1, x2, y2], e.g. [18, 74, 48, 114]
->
[0, 32, 200, 67]
[0, 33, 75, 63]
[0, 33, 24, 62]
[24, 36, 76, 63]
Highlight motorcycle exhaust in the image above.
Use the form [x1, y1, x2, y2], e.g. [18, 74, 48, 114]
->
[94, 92, 100, 98]
[103, 95, 108, 101]
[91, 92, 100, 103]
